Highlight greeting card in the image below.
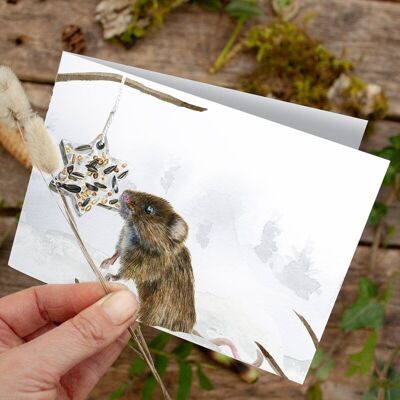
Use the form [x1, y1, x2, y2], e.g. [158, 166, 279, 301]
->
[9, 52, 388, 383]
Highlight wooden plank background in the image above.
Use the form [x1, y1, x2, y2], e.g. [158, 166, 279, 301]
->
[0, 0, 399, 398]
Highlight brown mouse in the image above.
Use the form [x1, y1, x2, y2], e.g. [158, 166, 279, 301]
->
[101, 189, 196, 333]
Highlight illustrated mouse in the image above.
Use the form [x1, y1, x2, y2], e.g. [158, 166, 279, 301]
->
[101, 189, 196, 333]
[100, 190, 269, 371]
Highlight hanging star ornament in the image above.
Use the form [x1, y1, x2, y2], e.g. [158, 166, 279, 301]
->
[50, 134, 129, 216]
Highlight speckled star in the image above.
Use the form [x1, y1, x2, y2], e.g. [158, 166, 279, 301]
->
[50, 134, 129, 216]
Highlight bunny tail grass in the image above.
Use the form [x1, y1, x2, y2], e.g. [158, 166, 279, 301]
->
[0, 123, 31, 169]
[22, 115, 60, 174]
[0, 66, 32, 128]
[0, 65, 60, 175]
[1, 66, 171, 399]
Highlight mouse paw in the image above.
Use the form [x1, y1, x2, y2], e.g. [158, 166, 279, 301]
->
[100, 258, 113, 270]
[105, 273, 120, 282]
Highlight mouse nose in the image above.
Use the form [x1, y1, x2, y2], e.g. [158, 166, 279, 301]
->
[121, 191, 131, 204]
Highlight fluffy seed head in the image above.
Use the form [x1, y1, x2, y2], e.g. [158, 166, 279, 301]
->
[0, 66, 32, 128]
[23, 115, 61, 174]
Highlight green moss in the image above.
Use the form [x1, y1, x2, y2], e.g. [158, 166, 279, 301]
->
[345, 76, 366, 96]
[340, 76, 388, 119]
[117, 0, 189, 47]
[239, 21, 352, 108]
[235, 21, 388, 118]
[373, 93, 389, 119]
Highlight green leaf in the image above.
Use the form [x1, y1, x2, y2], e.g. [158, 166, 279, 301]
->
[306, 382, 323, 400]
[359, 277, 378, 300]
[140, 355, 169, 400]
[310, 347, 325, 369]
[386, 368, 400, 399]
[373, 147, 399, 162]
[193, 0, 222, 10]
[386, 224, 397, 240]
[141, 375, 157, 399]
[363, 367, 400, 400]
[225, 0, 262, 19]
[172, 342, 193, 360]
[149, 331, 171, 350]
[379, 274, 398, 303]
[340, 295, 384, 331]
[383, 225, 397, 248]
[372, 146, 400, 186]
[309, 348, 334, 381]
[340, 277, 385, 332]
[176, 362, 193, 400]
[109, 383, 128, 400]
[347, 331, 377, 377]
[389, 134, 400, 150]
[129, 355, 147, 377]
[363, 389, 377, 400]
[316, 357, 334, 381]
[385, 164, 400, 186]
[275, 0, 292, 6]
[368, 202, 388, 226]
[196, 365, 214, 390]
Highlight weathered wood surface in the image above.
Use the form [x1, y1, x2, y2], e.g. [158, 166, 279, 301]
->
[1, 0, 400, 117]
[0, 144, 30, 207]
[1, 0, 400, 398]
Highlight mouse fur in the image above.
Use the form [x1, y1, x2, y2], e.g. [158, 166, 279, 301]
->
[102, 189, 196, 333]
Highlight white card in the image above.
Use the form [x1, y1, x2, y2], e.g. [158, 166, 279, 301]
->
[9, 52, 388, 383]
[83, 53, 367, 149]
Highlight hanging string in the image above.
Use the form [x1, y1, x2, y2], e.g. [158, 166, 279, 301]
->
[99, 75, 127, 145]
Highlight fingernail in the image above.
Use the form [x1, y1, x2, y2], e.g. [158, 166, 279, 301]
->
[100, 290, 137, 325]
[108, 282, 129, 291]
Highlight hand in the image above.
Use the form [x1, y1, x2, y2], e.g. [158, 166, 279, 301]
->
[0, 282, 138, 399]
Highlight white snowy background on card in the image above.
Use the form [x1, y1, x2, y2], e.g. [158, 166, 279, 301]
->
[9, 53, 388, 383]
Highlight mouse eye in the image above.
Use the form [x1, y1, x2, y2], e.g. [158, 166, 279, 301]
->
[143, 204, 155, 215]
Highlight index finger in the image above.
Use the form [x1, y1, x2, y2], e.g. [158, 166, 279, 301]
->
[0, 282, 126, 338]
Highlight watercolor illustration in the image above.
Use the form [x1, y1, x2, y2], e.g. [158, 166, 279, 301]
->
[9, 53, 389, 384]
[102, 189, 196, 333]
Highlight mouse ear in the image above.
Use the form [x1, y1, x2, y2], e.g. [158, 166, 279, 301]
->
[169, 215, 188, 243]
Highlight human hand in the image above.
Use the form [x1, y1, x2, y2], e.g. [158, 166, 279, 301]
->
[0, 282, 138, 399]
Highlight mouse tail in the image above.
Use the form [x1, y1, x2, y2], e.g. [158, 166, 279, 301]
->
[192, 331, 271, 370]
[210, 337, 264, 368]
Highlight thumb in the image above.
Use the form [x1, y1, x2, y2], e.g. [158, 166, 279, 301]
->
[15, 289, 138, 380]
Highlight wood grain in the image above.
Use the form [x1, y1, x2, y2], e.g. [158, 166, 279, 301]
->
[0, 145, 30, 207]
[0, 1, 399, 398]
[1, 0, 400, 117]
